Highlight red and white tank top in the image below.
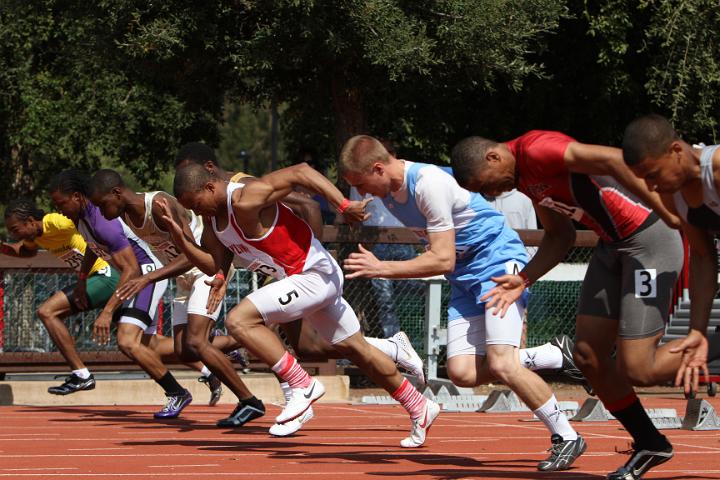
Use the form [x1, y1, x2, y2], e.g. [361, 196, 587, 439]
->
[507, 130, 653, 243]
[212, 182, 333, 279]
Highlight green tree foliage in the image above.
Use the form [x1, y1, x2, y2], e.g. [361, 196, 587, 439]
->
[584, 0, 720, 143]
[0, 0, 242, 202]
[228, 0, 568, 165]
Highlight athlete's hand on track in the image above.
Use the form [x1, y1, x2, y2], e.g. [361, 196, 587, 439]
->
[92, 311, 113, 345]
[343, 198, 372, 223]
[206, 275, 227, 313]
[344, 244, 383, 279]
[72, 281, 89, 310]
[157, 198, 184, 240]
[480, 274, 525, 318]
[115, 276, 150, 301]
[670, 329, 709, 396]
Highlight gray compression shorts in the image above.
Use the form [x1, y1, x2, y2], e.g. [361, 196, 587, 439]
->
[577, 217, 683, 339]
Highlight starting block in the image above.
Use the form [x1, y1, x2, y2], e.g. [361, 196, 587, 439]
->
[646, 408, 682, 430]
[359, 395, 398, 405]
[571, 398, 614, 422]
[440, 395, 489, 412]
[526, 401, 579, 422]
[682, 399, 720, 430]
[478, 389, 530, 412]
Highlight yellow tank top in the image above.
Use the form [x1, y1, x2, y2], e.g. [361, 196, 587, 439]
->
[26, 213, 109, 274]
[230, 171, 252, 182]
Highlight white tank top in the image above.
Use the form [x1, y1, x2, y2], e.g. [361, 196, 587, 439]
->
[212, 182, 334, 279]
[123, 192, 203, 265]
[672, 145, 720, 231]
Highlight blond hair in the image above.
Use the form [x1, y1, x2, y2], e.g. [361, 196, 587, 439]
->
[339, 135, 390, 175]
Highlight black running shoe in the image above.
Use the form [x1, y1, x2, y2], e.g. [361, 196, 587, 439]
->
[550, 335, 586, 382]
[47, 373, 96, 395]
[199, 374, 223, 406]
[606, 444, 673, 479]
[216, 399, 265, 428]
[537, 434, 587, 471]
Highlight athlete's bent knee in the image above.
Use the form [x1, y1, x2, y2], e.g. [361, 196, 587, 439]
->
[487, 356, 520, 384]
[572, 342, 600, 375]
[448, 367, 476, 387]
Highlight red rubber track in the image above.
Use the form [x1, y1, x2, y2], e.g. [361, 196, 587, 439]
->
[1, 396, 720, 479]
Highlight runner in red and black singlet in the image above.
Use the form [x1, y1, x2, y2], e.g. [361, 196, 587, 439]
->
[451, 130, 684, 479]
[509, 130, 652, 242]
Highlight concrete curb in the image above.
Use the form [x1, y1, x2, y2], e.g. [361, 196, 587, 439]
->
[0, 373, 350, 406]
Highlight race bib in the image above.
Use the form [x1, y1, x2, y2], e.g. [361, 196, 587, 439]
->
[538, 197, 584, 222]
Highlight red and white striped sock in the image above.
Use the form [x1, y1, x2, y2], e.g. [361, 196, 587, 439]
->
[391, 378, 427, 420]
[271, 352, 312, 389]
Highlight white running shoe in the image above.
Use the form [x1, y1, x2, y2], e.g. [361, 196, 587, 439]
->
[390, 331, 425, 384]
[269, 407, 314, 437]
[400, 400, 440, 448]
[275, 378, 325, 424]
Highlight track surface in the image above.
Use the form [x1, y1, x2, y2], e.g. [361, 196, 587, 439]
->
[2, 396, 720, 479]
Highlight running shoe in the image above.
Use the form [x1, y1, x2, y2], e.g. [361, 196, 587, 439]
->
[48, 373, 96, 395]
[537, 434, 587, 471]
[400, 399, 440, 448]
[276, 378, 325, 424]
[216, 399, 266, 427]
[154, 389, 193, 419]
[389, 331, 425, 384]
[198, 374, 223, 406]
[269, 407, 314, 437]
[606, 444, 673, 479]
[549, 335, 586, 383]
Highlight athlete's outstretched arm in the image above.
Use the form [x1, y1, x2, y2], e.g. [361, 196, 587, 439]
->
[0, 240, 38, 258]
[344, 229, 454, 279]
[72, 247, 100, 311]
[242, 163, 368, 222]
[157, 198, 218, 277]
[563, 142, 681, 229]
[92, 246, 140, 345]
[671, 215, 715, 394]
[481, 204, 575, 316]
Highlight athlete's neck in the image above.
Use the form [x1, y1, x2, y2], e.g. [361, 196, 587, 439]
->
[388, 158, 406, 193]
[122, 190, 147, 227]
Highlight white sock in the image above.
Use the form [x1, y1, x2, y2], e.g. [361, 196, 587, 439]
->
[200, 366, 212, 378]
[534, 395, 577, 441]
[364, 337, 398, 362]
[279, 381, 292, 404]
[519, 343, 563, 370]
[72, 368, 91, 380]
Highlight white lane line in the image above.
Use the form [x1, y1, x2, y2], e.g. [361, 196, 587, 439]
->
[148, 465, 220, 468]
[0, 469, 720, 477]
[68, 448, 134, 451]
[0, 468, 78, 472]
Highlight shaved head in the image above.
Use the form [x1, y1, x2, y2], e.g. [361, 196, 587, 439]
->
[174, 163, 214, 198]
[622, 114, 679, 166]
[450, 136, 497, 189]
[339, 135, 391, 175]
[89, 169, 125, 197]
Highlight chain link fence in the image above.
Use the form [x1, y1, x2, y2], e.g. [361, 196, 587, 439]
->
[1, 242, 594, 376]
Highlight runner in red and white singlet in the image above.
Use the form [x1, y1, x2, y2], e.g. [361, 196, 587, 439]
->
[451, 131, 685, 479]
[168, 162, 439, 447]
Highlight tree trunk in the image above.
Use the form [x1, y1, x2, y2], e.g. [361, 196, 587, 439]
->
[330, 69, 366, 194]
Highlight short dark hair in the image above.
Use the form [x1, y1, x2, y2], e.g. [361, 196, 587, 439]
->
[450, 136, 497, 188]
[174, 163, 213, 198]
[48, 170, 91, 196]
[5, 197, 45, 221]
[622, 114, 680, 166]
[174, 142, 219, 168]
[89, 169, 125, 197]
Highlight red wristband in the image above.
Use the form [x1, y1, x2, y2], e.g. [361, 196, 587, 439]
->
[78, 272, 88, 281]
[518, 271, 532, 288]
[337, 198, 351, 214]
[215, 272, 226, 281]
[0, 244, 13, 255]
